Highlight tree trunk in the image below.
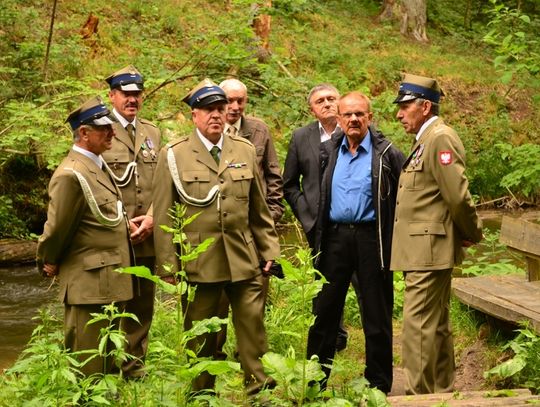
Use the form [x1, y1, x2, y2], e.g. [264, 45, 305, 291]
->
[379, 0, 428, 43]
[0, 239, 37, 265]
[400, 0, 428, 42]
[251, 1, 272, 61]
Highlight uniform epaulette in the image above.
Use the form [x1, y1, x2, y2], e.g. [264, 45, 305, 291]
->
[165, 136, 188, 149]
[138, 118, 158, 127]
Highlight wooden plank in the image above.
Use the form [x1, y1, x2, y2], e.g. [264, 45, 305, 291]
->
[500, 216, 540, 281]
[387, 389, 540, 406]
[500, 216, 540, 256]
[453, 275, 540, 334]
[526, 256, 539, 282]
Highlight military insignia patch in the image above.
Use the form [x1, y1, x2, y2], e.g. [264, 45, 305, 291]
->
[439, 151, 453, 165]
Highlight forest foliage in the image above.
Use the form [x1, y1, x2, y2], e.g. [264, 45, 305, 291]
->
[0, 0, 539, 238]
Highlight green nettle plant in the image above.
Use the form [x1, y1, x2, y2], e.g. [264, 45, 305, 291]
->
[459, 229, 525, 277]
[484, 325, 540, 392]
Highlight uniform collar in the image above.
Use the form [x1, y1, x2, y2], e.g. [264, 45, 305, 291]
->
[72, 145, 103, 169]
[416, 115, 438, 141]
[113, 108, 136, 130]
[196, 128, 224, 151]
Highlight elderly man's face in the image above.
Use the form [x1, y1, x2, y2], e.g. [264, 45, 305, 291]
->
[79, 124, 116, 155]
[223, 86, 247, 125]
[337, 94, 372, 143]
[310, 89, 339, 123]
[109, 89, 143, 122]
[396, 99, 431, 134]
[192, 102, 226, 142]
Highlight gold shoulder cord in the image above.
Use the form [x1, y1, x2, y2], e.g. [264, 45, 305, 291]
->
[65, 168, 124, 227]
[166, 147, 220, 208]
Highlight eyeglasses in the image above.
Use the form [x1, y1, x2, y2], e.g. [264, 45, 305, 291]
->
[340, 111, 369, 119]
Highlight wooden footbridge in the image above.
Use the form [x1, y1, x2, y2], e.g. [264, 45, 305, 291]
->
[453, 216, 540, 334]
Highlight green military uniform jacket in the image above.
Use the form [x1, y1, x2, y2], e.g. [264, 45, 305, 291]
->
[153, 131, 280, 282]
[390, 117, 482, 271]
[102, 118, 161, 258]
[37, 150, 133, 304]
[239, 116, 284, 222]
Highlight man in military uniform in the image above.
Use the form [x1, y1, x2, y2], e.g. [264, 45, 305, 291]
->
[214, 78, 284, 360]
[37, 96, 133, 376]
[391, 74, 483, 394]
[103, 65, 161, 377]
[153, 79, 280, 395]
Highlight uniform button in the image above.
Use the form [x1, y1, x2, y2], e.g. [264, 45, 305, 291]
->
[223, 229, 228, 234]
[222, 195, 226, 200]
[424, 228, 428, 233]
[195, 176, 199, 180]
[223, 212, 228, 217]
[137, 189, 142, 193]
[138, 204, 142, 208]
[399, 184, 402, 188]
[220, 179, 224, 184]
[101, 260, 105, 265]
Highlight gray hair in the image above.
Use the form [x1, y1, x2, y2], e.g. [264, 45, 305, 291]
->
[72, 127, 82, 142]
[307, 83, 340, 105]
[219, 78, 248, 94]
[415, 98, 440, 115]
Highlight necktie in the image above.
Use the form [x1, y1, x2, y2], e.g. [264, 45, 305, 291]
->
[210, 145, 220, 164]
[227, 126, 237, 137]
[126, 123, 135, 138]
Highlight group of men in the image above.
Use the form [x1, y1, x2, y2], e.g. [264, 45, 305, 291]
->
[36, 67, 482, 397]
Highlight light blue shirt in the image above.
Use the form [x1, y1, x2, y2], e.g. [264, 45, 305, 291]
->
[329, 132, 375, 223]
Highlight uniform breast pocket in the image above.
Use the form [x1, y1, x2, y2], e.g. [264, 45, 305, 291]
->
[182, 170, 212, 199]
[106, 151, 133, 178]
[230, 168, 254, 200]
[403, 161, 425, 191]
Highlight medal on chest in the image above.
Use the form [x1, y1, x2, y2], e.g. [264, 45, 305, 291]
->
[410, 143, 425, 168]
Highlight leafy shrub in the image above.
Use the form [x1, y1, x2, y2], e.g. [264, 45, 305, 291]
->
[496, 142, 540, 199]
[484, 325, 540, 392]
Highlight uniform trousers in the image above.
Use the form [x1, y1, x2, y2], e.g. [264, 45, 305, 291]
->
[65, 302, 125, 376]
[121, 256, 155, 377]
[214, 275, 269, 361]
[402, 268, 454, 395]
[307, 222, 393, 393]
[185, 274, 272, 395]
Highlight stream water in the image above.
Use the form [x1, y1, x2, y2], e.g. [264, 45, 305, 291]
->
[0, 210, 536, 372]
[0, 264, 57, 370]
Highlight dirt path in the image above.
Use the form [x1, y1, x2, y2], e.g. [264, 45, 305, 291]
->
[389, 336, 490, 396]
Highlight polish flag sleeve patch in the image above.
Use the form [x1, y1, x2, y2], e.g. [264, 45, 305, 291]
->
[439, 151, 453, 165]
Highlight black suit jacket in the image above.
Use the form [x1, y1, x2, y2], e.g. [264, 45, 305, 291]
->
[283, 121, 322, 244]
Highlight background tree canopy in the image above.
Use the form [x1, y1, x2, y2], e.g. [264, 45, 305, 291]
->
[0, 0, 539, 238]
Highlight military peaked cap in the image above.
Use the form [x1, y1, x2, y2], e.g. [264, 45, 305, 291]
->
[182, 78, 228, 109]
[393, 73, 444, 104]
[105, 65, 144, 91]
[66, 96, 117, 130]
